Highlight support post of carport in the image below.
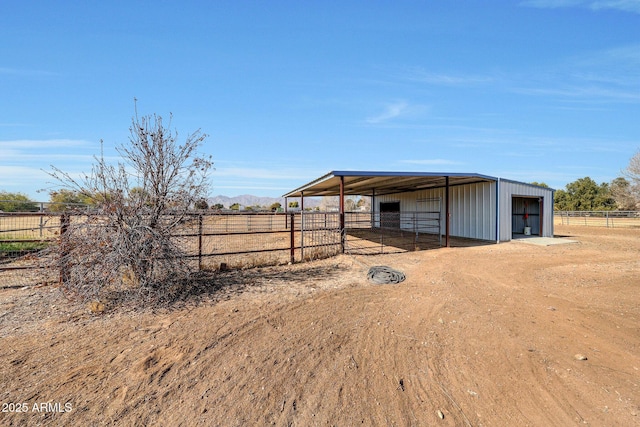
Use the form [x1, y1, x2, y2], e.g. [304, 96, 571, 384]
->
[339, 175, 345, 253]
[300, 192, 304, 261]
[284, 197, 289, 229]
[371, 188, 376, 228]
[445, 176, 450, 247]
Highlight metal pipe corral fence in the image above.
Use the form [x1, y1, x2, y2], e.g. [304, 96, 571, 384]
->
[554, 211, 640, 228]
[7, 208, 639, 288]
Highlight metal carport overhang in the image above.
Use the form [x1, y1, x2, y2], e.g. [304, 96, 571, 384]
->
[283, 171, 500, 248]
[282, 171, 499, 198]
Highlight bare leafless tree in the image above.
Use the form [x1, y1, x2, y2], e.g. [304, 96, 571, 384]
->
[622, 149, 640, 209]
[609, 178, 635, 210]
[47, 105, 212, 301]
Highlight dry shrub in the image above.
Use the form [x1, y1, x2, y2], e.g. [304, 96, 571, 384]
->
[48, 104, 213, 303]
[57, 213, 195, 301]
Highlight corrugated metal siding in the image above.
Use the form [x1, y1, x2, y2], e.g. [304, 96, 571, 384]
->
[375, 181, 497, 240]
[450, 182, 496, 240]
[498, 180, 554, 240]
[375, 188, 445, 233]
[373, 178, 553, 242]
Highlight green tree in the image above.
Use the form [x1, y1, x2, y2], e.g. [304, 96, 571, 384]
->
[288, 201, 299, 208]
[594, 182, 616, 210]
[269, 202, 282, 212]
[0, 191, 39, 212]
[230, 203, 240, 211]
[554, 189, 568, 211]
[48, 189, 93, 211]
[554, 177, 615, 211]
[194, 198, 209, 210]
[211, 203, 224, 210]
[530, 182, 550, 188]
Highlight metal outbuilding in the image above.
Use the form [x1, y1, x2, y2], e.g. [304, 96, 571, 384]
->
[283, 171, 554, 246]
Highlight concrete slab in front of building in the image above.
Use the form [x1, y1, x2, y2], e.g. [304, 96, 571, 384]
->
[512, 236, 578, 246]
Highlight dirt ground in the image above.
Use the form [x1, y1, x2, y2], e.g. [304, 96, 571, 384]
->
[1, 225, 638, 426]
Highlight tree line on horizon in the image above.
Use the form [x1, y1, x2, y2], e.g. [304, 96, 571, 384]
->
[3, 177, 638, 214]
[0, 191, 372, 213]
[1, 151, 639, 213]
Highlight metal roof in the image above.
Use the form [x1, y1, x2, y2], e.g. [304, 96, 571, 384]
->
[282, 171, 499, 198]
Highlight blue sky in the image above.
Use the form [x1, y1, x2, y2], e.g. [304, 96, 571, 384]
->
[1, 0, 639, 200]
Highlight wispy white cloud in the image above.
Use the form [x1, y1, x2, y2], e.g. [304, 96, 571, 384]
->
[521, 0, 640, 14]
[0, 139, 92, 149]
[0, 166, 54, 199]
[512, 44, 640, 103]
[0, 149, 99, 163]
[569, 44, 640, 73]
[400, 67, 495, 86]
[0, 139, 104, 166]
[512, 84, 640, 102]
[0, 139, 116, 199]
[364, 101, 430, 125]
[365, 101, 410, 124]
[209, 164, 328, 196]
[0, 166, 50, 179]
[590, 0, 640, 13]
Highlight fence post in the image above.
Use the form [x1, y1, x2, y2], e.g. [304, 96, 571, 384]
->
[39, 202, 44, 237]
[413, 212, 418, 251]
[198, 213, 203, 270]
[59, 213, 70, 286]
[290, 212, 295, 264]
[300, 211, 305, 262]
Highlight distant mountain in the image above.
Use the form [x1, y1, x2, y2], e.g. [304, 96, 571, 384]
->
[207, 195, 321, 210]
[207, 195, 282, 209]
